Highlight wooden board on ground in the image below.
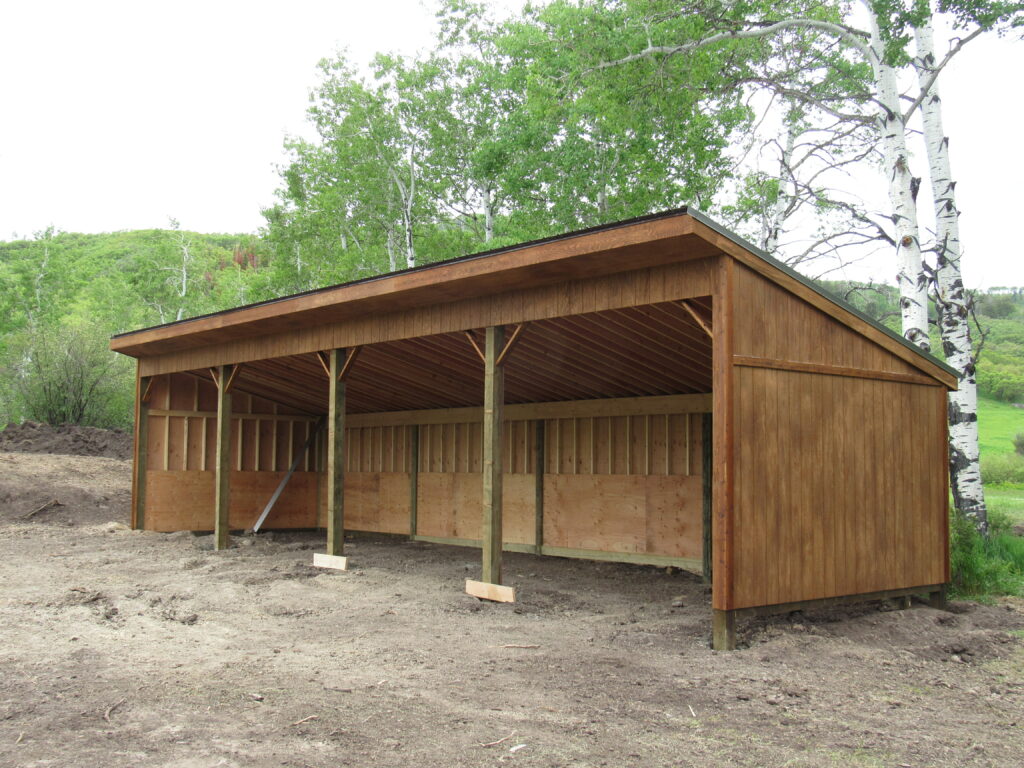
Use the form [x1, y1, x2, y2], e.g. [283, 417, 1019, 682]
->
[313, 553, 349, 571]
[466, 579, 515, 603]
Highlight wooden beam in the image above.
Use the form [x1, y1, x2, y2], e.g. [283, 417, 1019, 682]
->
[929, 585, 948, 610]
[224, 363, 242, 393]
[141, 376, 156, 405]
[214, 364, 233, 551]
[466, 579, 515, 603]
[409, 425, 419, 537]
[345, 394, 713, 428]
[495, 323, 525, 367]
[464, 330, 486, 363]
[148, 409, 316, 422]
[680, 299, 712, 337]
[712, 256, 735, 612]
[732, 583, 947, 620]
[315, 351, 330, 377]
[534, 420, 544, 555]
[481, 325, 504, 586]
[338, 346, 361, 381]
[712, 609, 736, 651]
[251, 419, 324, 533]
[313, 553, 349, 571]
[132, 372, 150, 530]
[701, 412, 713, 583]
[326, 349, 346, 556]
[731, 355, 943, 387]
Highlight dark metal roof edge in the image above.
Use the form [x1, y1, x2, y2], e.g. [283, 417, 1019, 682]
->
[111, 206, 694, 340]
[684, 208, 959, 381]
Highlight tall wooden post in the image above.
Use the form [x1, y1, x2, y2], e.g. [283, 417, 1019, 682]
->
[712, 609, 736, 651]
[481, 325, 505, 585]
[132, 371, 150, 530]
[326, 348, 347, 557]
[409, 425, 420, 538]
[214, 364, 233, 551]
[701, 412, 713, 583]
[534, 420, 545, 555]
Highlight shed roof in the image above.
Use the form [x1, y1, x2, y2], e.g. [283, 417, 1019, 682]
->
[111, 207, 957, 396]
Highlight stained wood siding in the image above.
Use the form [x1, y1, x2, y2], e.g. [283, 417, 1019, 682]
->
[723, 263, 949, 610]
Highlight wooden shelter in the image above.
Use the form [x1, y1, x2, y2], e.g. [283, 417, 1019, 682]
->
[110, 208, 956, 649]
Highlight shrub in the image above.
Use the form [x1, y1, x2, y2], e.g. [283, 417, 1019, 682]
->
[949, 510, 1024, 598]
[1015, 433, 1024, 457]
[980, 453, 1024, 485]
[0, 322, 134, 429]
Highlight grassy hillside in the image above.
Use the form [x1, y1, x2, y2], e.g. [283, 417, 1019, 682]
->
[978, 395, 1024, 458]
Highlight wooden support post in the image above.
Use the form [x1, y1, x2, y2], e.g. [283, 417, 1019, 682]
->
[326, 349, 346, 558]
[132, 373, 150, 530]
[534, 420, 544, 555]
[929, 585, 948, 610]
[712, 609, 736, 651]
[701, 412, 713, 583]
[481, 325, 505, 587]
[410, 425, 420, 538]
[214, 364, 233, 551]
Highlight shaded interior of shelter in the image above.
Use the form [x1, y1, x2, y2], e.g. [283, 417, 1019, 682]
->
[215, 298, 713, 415]
[141, 298, 714, 570]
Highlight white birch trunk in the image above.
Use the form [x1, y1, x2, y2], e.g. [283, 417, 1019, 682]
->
[386, 231, 398, 273]
[915, 18, 987, 533]
[483, 185, 495, 243]
[867, 8, 930, 352]
[763, 119, 796, 254]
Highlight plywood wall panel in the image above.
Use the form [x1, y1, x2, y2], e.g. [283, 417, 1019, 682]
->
[145, 470, 319, 532]
[544, 475, 646, 553]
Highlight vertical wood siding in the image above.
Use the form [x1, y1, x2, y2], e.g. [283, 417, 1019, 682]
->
[726, 263, 949, 610]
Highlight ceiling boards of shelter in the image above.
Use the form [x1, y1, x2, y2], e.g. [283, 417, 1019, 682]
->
[190, 298, 714, 415]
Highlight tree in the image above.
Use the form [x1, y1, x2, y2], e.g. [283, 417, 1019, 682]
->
[555, 0, 1022, 534]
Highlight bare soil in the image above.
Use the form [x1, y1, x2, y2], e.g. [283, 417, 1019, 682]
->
[0, 421, 132, 460]
[1, 449, 1023, 767]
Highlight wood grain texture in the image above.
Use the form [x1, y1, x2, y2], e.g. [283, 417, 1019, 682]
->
[729, 367, 947, 610]
[135, 259, 715, 377]
[690, 221, 956, 388]
[465, 579, 516, 603]
[115, 217, 709, 357]
[145, 470, 319, 531]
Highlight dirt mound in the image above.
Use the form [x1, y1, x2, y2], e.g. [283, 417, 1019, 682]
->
[0, 420, 132, 460]
[0, 453, 130, 527]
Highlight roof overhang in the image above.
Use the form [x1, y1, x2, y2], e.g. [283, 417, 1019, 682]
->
[111, 207, 958, 391]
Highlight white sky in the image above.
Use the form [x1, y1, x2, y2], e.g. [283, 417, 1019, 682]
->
[0, 0, 1020, 288]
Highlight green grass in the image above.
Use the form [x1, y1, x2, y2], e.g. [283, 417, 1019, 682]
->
[988, 485, 1024, 527]
[978, 395, 1024, 525]
[978, 394, 1024, 458]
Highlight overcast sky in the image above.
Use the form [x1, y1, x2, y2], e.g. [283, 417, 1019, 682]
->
[0, 0, 1020, 288]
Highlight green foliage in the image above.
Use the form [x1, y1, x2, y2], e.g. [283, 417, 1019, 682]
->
[0, 228, 264, 429]
[0, 322, 134, 428]
[981, 454, 1024, 485]
[262, 0, 755, 287]
[949, 508, 1024, 597]
[977, 395, 1024, 458]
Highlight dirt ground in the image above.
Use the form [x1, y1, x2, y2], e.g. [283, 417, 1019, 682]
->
[1, 448, 1023, 768]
